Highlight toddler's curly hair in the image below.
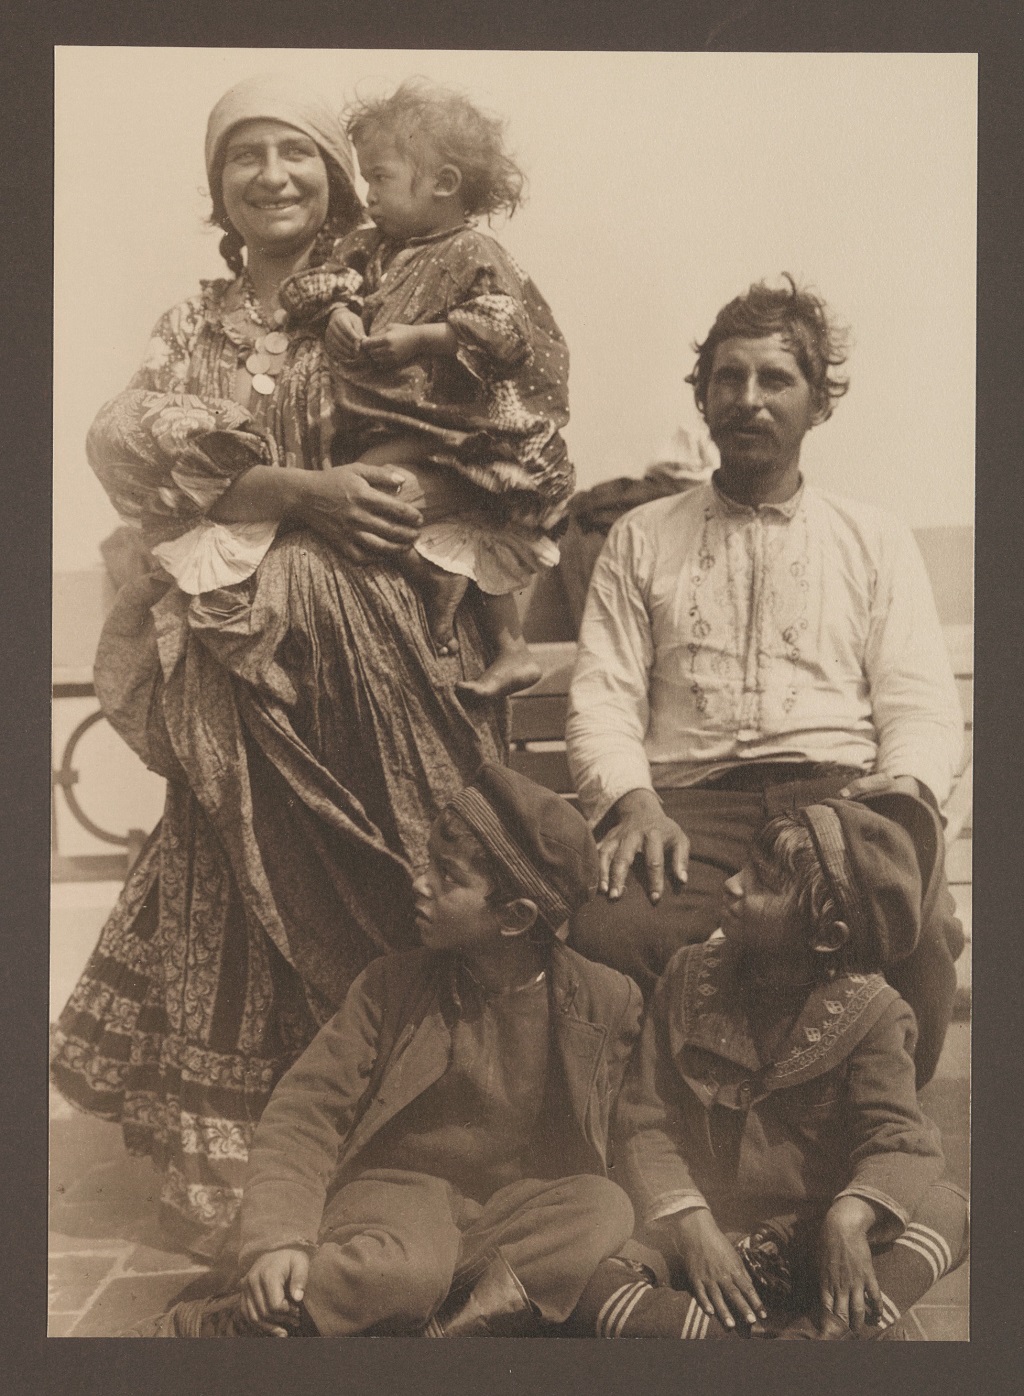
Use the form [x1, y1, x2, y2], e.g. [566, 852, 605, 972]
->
[346, 78, 526, 220]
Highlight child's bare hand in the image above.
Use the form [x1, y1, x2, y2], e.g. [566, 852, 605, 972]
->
[666, 1209, 766, 1330]
[241, 1247, 310, 1337]
[326, 306, 366, 358]
[360, 324, 425, 369]
[818, 1198, 883, 1333]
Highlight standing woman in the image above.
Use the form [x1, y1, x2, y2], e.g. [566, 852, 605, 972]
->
[51, 74, 506, 1258]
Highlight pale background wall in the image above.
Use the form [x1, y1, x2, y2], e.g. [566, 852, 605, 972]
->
[54, 47, 976, 572]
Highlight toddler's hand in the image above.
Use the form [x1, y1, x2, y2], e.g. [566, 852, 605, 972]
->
[665, 1208, 766, 1330]
[241, 1246, 311, 1337]
[818, 1197, 883, 1334]
[326, 306, 366, 358]
[360, 324, 425, 369]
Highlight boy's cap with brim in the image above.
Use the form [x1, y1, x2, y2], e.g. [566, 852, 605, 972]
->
[447, 763, 600, 937]
[799, 792, 944, 969]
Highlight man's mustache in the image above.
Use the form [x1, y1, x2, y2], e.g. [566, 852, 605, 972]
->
[717, 416, 773, 435]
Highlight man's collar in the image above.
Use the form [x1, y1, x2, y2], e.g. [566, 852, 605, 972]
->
[711, 471, 805, 520]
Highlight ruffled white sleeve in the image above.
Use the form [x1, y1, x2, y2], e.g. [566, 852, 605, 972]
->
[151, 518, 279, 595]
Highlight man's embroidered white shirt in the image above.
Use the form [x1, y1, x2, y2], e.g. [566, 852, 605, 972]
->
[566, 479, 963, 825]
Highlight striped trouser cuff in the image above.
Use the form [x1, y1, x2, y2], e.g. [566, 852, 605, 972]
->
[875, 1290, 902, 1331]
[595, 1281, 712, 1339]
[680, 1296, 712, 1339]
[596, 1281, 653, 1338]
[894, 1223, 954, 1286]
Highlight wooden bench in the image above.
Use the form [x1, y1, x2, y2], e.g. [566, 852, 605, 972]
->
[511, 625, 974, 1008]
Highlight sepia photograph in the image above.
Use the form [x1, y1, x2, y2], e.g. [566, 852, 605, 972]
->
[48, 45, 974, 1348]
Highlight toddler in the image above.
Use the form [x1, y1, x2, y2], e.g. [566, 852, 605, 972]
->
[571, 792, 969, 1340]
[282, 80, 574, 699]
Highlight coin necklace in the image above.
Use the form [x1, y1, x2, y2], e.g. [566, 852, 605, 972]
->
[240, 273, 290, 396]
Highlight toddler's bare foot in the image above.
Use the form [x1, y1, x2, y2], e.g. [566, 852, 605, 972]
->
[457, 649, 542, 701]
[417, 567, 469, 655]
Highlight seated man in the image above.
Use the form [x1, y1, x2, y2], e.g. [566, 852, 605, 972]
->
[565, 276, 964, 1084]
[137, 765, 643, 1337]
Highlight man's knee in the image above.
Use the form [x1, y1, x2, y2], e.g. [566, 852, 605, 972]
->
[568, 886, 653, 984]
[569, 878, 711, 995]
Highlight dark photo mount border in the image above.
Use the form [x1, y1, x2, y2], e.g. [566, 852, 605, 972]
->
[5, 1, 1020, 1393]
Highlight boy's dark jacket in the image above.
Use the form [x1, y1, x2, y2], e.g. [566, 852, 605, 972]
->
[239, 942, 643, 1268]
[616, 938, 945, 1237]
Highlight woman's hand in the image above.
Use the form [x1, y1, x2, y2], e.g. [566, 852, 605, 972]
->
[295, 462, 423, 563]
[326, 306, 366, 359]
[665, 1209, 766, 1330]
[240, 1247, 310, 1337]
[208, 461, 422, 563]
[598, 788, 689, 903]
[817, 1197, 883, 1334]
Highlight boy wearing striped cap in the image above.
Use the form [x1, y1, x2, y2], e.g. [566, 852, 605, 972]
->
[576, 792, 968, 1340]
[155, 763, 642, 1337]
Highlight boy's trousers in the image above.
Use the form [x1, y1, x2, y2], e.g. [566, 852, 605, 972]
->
[302, 1168, 635, 1336]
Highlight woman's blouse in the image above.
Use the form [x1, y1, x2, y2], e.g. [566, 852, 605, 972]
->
[89, 277, 336, 594]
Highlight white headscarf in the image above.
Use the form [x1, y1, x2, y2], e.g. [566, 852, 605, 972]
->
[205, 72, 356, 191]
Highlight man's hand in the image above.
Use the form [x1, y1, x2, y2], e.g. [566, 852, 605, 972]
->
[326, 306, 366, 358]
[241, 1247, 311, 1337]
[663, 1209, 766, 1330]
[817, 1197, 883, 1334]
[598, 788, 689, 903]
[837, 773, 920, 801]
[359, 324, 428, 369]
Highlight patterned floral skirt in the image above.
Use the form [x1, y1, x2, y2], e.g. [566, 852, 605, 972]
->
[51, 532, 506, 1257]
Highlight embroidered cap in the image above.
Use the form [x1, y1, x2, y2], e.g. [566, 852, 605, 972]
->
[447, 764, 600, 938]
[799, 792, 944, 969]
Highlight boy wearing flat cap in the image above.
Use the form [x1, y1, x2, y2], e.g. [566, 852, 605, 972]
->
[585, 792, 968, 1341]
[157, 765, 643, 1337]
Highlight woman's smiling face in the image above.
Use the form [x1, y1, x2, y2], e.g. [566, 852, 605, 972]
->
[220, 119, 329, 260]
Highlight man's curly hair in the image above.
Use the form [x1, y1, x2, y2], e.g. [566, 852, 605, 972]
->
[346, 78, 526, 221]
[686, 275, 850, 421]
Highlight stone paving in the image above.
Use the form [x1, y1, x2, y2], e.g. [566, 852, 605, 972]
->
[47, 1020, 970, 1340]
